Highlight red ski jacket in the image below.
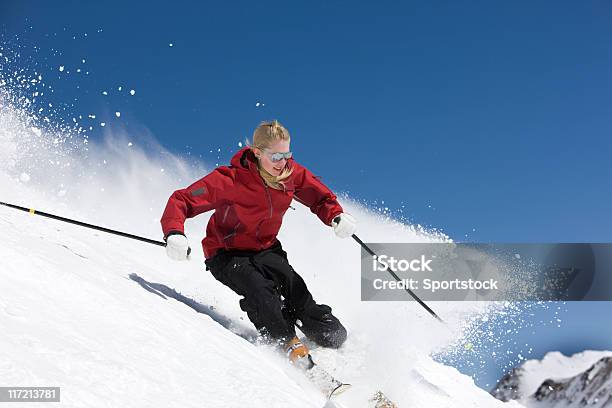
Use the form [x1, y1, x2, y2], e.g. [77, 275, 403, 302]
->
[161, 147, 344, 259]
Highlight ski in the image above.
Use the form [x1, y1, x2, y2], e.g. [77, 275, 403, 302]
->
[295, 355, 399, 407]
[297, 354, 352, 399]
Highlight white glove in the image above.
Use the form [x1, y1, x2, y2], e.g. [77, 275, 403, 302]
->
[331, 213, 357, 238]
[165, 233, 191, 261]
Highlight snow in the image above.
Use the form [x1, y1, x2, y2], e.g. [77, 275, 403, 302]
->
[0, 76, 523, 408]
[59, 65, 64, 72]
[0, 212, 320, 407]
[115, 111, 121, 118]
[130, 89, 136, 96]
[0, 180, 520, 407]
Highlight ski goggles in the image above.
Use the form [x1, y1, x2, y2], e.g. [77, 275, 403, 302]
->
[264, 150, 293, 162]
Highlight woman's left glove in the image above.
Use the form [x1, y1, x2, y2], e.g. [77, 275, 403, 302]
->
[331, 213, 357, 238]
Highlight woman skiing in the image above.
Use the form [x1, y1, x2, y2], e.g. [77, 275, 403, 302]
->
[160, 120, 357, 364]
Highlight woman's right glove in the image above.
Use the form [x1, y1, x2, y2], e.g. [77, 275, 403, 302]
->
[165, 232, 191, 261]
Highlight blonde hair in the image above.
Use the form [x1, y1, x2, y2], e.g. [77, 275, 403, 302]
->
[247, 120, 294, 189]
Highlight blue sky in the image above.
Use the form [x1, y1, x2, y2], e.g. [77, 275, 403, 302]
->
[3, 0, 612, 242]
[2, 0, 612, 391]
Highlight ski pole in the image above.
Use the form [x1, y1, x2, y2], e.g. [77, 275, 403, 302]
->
[0, 200, 167, 248]
[351, 233, 445, 323]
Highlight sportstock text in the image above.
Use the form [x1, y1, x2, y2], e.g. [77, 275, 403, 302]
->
[371, 254, 499, 293]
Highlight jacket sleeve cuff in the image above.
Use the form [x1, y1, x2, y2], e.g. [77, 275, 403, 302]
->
[327, 211, 344, 226]
[163, 230, 185, 242]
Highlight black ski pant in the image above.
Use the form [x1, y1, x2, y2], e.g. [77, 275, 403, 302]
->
[204, 240, 347, 348]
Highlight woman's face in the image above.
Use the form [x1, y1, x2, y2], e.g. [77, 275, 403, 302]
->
[254, 139, 291, 176]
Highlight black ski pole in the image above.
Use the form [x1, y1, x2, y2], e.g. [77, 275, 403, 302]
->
[0, 201, 167, 248]
[351, 233, 445, 323]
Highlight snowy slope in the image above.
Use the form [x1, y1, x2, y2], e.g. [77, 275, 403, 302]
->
[0, 202, 322, 407]
[1, 69, 523, 407]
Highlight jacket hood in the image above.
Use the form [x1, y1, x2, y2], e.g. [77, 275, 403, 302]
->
[230, 146, 257, 170]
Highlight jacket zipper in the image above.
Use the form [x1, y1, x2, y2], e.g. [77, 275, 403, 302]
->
[264, 184, 273, 219]
[255, 177, 274, 248]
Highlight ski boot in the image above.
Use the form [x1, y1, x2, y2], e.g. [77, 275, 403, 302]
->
[285, 336, 314, 369]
